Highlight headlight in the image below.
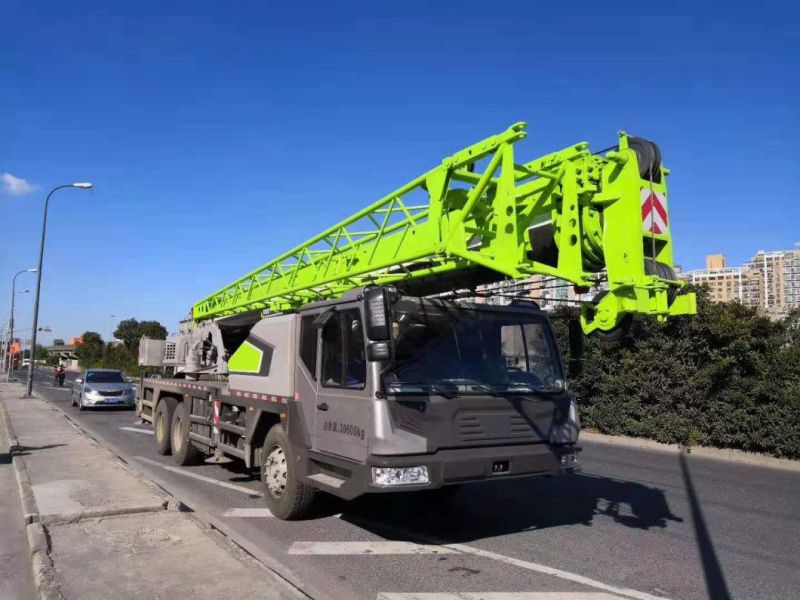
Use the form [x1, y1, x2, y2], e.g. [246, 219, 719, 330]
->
[560, 453, 579, 471]
[371, 466, 429, 487]
[84, 387, 95, 394]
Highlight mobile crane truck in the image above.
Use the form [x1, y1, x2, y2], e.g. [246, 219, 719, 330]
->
[138, 122, 695, 519]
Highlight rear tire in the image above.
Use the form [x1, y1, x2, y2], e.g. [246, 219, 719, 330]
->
[261, 424, 317, 520]
[171, 401, 202, 466]
[154, 397, 177, 455]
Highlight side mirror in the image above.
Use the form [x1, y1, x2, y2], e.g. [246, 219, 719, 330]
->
[364, 287, 392, 341]
[312, 307, 337, 330]
[75, 378, 83, 384]
[568, 320, 584, 377]
[366, 341, 392, 362]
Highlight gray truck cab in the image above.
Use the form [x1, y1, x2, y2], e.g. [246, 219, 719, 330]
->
[263, 287, 580, 516]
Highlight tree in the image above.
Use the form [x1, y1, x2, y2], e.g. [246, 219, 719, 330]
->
[75, 332, 105, 368]
[102, 343, 139, 376]
[113, 318, 167, 351]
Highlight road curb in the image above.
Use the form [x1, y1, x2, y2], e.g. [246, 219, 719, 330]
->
[581, 431, 800, 472]
[0, 401, 19, 449]
[13, 456, 40, 524]
[26, 522, 65, 600]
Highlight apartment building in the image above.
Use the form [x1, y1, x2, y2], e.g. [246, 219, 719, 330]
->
[682, 245, 800, 316]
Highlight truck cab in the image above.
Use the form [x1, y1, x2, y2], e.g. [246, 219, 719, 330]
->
[252, 287, 581, 517]
[139, 286, 581, 520]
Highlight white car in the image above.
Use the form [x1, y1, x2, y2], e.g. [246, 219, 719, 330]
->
[71, 369, 136, 410]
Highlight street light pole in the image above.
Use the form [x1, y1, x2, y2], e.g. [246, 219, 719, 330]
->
[25, 183, 93, 396]
[8, 268, 37, 382]
[8, 290, 30, 379]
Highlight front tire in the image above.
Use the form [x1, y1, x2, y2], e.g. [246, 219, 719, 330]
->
[171, 401, 202, 466]
[261, 424, 317, 520]
[154, 397, 177, 455]
[78, 394, 87, 411]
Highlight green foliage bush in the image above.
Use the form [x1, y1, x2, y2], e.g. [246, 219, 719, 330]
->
[553, 287, 800, 459]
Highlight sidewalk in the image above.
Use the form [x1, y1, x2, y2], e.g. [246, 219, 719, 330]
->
[0, 382, 306, 600]
[0, 399, 36, 599]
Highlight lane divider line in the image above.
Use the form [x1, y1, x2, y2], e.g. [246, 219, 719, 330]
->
[289, 541, 457, 556]
[377, 594, 632, 600]
[120, 426, 154, 436]
[133, 456, 262, 497]
[223, 508, 275, 518]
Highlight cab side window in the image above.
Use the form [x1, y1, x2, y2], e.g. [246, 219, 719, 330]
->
[299, 315, 318, 380]
[321, 315, 343, 386]
[321, 309, 366, 389]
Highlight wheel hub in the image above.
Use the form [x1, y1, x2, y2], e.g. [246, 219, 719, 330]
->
[264, 445, 287, 498]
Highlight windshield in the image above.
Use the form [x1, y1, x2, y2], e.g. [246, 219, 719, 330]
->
[385, 298, 564, 394]
[85, 371, 125, 383]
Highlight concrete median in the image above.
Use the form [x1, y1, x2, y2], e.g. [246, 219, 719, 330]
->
[0, 382, 307, 600]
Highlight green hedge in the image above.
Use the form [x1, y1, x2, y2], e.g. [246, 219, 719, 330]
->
[553, 288, 800, 459]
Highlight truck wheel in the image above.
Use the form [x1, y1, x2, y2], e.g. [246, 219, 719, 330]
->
[589, 290, 633, 342]
[154, 397, 177, 455]
[261, 425, 317, 520]
[171, 401, 202, 466]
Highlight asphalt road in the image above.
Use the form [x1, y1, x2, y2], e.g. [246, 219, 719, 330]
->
[29, 368, 800, 600]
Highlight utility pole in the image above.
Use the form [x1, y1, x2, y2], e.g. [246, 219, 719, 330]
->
[25, 183, 93, 396]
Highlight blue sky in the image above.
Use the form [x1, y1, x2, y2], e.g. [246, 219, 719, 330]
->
[1, 0, 797, 344]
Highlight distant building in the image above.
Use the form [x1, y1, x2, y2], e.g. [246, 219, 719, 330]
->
[746, 247, 800, 317]
[681, 246, 800, 317]
[681, 255, 761, 308]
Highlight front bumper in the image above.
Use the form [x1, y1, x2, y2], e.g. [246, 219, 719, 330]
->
[365, 443, 580, 494]
[84, 395, 135, 407]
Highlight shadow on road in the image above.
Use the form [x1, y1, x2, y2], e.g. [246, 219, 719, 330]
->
[337, 472, 682, 543]
[11, 443, 67, 456]
[680, 452, 732, 600]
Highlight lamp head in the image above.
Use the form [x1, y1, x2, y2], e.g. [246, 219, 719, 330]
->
[72, 182, 93, 189]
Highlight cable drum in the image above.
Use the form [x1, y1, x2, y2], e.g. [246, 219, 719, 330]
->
[627, 137, 662, 183]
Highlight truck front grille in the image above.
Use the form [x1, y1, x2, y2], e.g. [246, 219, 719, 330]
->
[457, 413, 534, 443]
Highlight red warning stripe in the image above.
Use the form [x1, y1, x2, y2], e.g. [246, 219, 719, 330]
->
[230, 389, 289, 405]
[641, 189, 668, 234]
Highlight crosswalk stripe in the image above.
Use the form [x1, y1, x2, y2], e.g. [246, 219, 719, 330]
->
[120, 426, 154, 435]
[378, 594, 631, 600]
[288, 541, 457, 555]
[223, 508, 275, 518]
[133, 456, 263, 497]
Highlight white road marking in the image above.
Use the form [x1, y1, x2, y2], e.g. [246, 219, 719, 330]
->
[292, 537, 667, 600]
[133, 456, 262, 497]
[120, 426, 154, 436]
[223, 507, 275, 518]
[222, 508, 342, 519]
[378, 594, 631, 600]
[289, 541, 457, 555]
[442, 544, 669, 600]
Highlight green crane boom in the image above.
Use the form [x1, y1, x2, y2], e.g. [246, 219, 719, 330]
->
[193, 122, 696, 334]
